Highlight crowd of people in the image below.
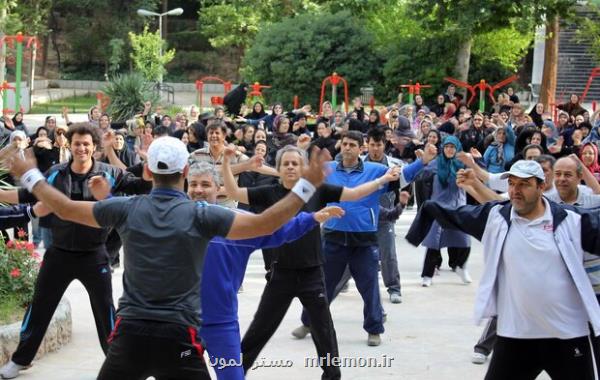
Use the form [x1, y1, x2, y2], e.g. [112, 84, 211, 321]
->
[0, 83, 599, 379]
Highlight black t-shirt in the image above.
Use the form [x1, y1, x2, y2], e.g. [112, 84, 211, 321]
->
[248, 183, 343, 269]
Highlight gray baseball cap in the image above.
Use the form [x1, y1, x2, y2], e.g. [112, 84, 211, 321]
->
[500, 160, 545, 181]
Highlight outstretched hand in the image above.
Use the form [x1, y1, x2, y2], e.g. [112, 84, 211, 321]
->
[301, 146, 328, 188]
[382, 166, 401, 183]
[313, 206, 345, 223]
[88, 175, 112, 200]
[421, 143, 438, 164]
[7, 148, 37, 179]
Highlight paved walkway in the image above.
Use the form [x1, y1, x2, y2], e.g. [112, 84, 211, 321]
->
[9, 209, 552, 380]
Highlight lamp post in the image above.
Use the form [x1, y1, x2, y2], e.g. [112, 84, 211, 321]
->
[136, 7, 183, 84]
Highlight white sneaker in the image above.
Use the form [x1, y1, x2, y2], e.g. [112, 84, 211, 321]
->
[434, 267, 441, 276]
[0, 361, 30, 379]
[291, 325, 310, 339]
[422, 277, 432, 287]
[456, 267, 472, 284]
[471, 352, 487, 364]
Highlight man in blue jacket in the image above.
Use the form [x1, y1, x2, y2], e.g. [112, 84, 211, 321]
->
[301, 130, 437, 346]
[187, 162, 343, 380]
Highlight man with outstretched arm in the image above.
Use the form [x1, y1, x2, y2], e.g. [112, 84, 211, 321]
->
[407, 160, 600, 380]
[6, 136, 328, 380]
[187, 161, 343, 380]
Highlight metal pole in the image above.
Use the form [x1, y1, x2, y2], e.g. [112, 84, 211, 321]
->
[28, 41, 37, 111]
[15, 34, 23, 112]
[158, 15, 163, 84]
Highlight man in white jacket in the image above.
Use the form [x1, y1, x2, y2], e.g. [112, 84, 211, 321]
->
[407, 160, 600, 380]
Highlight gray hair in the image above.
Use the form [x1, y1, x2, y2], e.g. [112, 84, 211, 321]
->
[188, 162, 221, 185]
[275, 145, 308, 171]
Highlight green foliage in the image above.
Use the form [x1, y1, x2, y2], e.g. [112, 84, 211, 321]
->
[472, 28, 534, 71]
[0, 294, 24, 325]
[243, 11, 381, 108]
[0, 0, 52, 36]
[53, 0, 160, 72]
[30, 94, 97, 114]
[103, 72, 159, 122]
[0, 236, 40, 309]
[108, 38, 126, 76]
[198, 0, 322, 50]
[129, 25, 176, 82]
[576, 4, 600, 65]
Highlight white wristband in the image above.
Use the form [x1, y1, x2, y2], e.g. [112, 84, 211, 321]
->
[21, 168, 45, 193]
[291, 178, 316, 203]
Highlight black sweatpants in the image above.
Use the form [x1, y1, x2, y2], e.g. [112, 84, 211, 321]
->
[485, 335, 599, 380]
[421, 247, 470, 278]
[241, 265, 341, 380]
[11, 247, 115, 366]
[98, 319, 210, 380]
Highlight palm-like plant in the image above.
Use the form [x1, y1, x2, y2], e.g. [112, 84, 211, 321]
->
[103, 72, 160, 122]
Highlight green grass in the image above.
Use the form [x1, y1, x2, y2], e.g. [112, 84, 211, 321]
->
[0, 295, 25, 325]
[30, 94, 98, 114]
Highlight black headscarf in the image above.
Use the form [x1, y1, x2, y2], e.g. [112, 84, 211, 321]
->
[223, 82, 248, 116]
[245, 101, 267, 119]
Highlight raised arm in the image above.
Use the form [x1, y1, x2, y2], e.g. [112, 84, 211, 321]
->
[340, 166, 400, 201]
[7, 151, 100, 228]
[226, 147, 327, 240]
[222, 147, 250, 204]
[456, 169, 504, 204]
[569, 154, 600, 194]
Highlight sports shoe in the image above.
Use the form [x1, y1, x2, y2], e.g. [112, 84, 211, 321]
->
[291, 325, 310, 339]
[367, 333, 381, 346]
[471, 352, 487, 365]
[0, 361, 30, 379]
[456, 267, 472, 284]
[389, 293, 402, 304]
[422, 277, 432, 287]
[434, 267, 441, 276]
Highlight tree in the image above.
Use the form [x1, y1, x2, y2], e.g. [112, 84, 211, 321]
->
[409, 0, 575, 97]
[243, 11, 381, 108]
[198, 0, 322, 80]
[129, 25, 175, 82]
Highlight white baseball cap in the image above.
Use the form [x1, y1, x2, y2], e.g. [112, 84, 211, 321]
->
[147, 136, 189, 174]
[500, 160, 545, 181]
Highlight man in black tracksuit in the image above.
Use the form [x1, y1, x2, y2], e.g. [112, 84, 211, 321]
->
[0, 123, 150, 376]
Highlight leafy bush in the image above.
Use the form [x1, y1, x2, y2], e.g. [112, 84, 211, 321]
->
[103, 72, 160, 122]
[242, 11, 382, 109]
[0, 231, 40, 309]
[129, 26, 176, 83]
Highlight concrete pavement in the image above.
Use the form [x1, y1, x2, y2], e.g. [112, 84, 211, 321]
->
[8, 209, 553, 380]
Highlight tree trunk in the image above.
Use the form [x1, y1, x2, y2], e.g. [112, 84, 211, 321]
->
[41, 34, 49, 76]
[455, 37, 473, 97]
[540, 16, 559, 110]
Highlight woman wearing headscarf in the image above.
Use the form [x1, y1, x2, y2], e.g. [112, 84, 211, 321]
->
[223, 82, 248, 116]
[557, 93, 587, 117]
[579, 142, 600, 182]
[529, 103, 545, 128]
[267, 115, 297, 163]
[420, 136, 471, 287]
[483, 123, 516, 173]
[244, 101, 267, 120]
[11, 112, 26, 132]
[103, 131, 140, 167]
[505, 125, 548, 169]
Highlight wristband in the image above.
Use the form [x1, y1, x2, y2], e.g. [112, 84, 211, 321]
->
[291, 178, 316, 203]
[21, 168, 46, 193]
[375, 177, 384, 190]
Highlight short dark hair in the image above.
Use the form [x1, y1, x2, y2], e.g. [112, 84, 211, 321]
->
[206, 120, 228, 134]
[366, 128, 386, 143]
[152, 172, 183, 187]
[522, 144, 544, 157]
[152, 125, 171, 137]
[66, 122, 100, 146]
[341, 130, 364, 145]
[534, 154, 556, 167]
